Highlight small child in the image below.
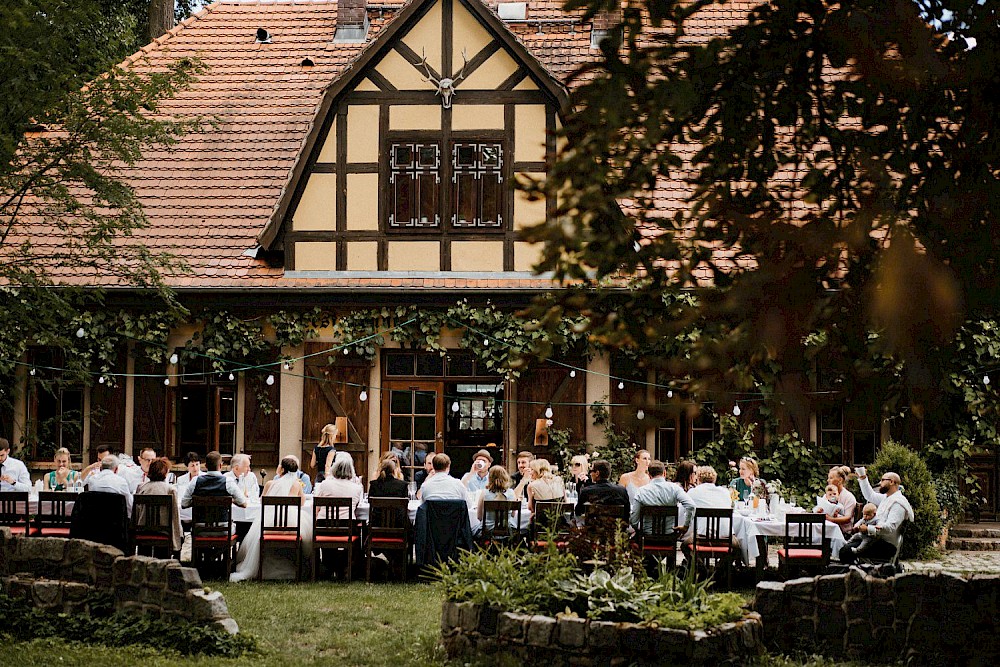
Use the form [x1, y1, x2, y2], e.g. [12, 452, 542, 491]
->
[843, 503, 880, 556]
[815, 484, 845, 517]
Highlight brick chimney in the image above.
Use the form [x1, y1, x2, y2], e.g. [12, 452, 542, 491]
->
[338, 0, 368, 28]
[592, 7, 623, 31]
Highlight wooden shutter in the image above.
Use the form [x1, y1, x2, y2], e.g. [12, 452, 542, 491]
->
[90, 348, 127, 461]
[244, 370, 280, 469]
[515, 361, 586, 454]
[132, 356, 170, 457]
[302, 342, 370, 480]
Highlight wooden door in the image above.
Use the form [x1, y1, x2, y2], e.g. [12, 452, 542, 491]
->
[514, 362, 586, 455]
[382, 380, 443, 481]
[90, 348, 126, 462]
[133, 356, 171, 458]
[302, 342, 370, 481]
[244, 372, 280, 469]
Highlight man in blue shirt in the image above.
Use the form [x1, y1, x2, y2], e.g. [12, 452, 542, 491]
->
[630, 460, 696, 536]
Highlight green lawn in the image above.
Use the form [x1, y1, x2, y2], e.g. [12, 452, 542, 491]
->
[3, 581, 882, 666]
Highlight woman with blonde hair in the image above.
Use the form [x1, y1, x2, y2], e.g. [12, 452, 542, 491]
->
[821, 465, 857, 535]
[476, 465, 515, 535]
[378, 451, 404, 480]
[527, 458, 565, 514]
[310, 423, 338, 484]
[45, 447, 79, 491]
[729, 457, 762, 502]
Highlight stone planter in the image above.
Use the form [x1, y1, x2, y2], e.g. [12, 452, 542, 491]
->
[440, 600, 763, 666]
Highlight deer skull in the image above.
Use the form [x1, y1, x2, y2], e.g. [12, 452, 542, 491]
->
[418, 50, 469, 109]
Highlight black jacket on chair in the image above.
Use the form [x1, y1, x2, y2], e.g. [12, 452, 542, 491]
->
[70, 491, 129, 552]
[414, 500, 472, 567]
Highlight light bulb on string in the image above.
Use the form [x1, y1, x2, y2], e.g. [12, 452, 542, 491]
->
[451, 400, 460, 413]
[283, 361, 291, 370]
[163, 377, 170, 386]
[483, 338, 489, 347]
[544, 404, 553, 419]
[618, 381, 625, 390]
[169, 353, 179, 365]
[266, 374, 275, 386]
[228, 372, 235, 381]
[733, 404, 742, 417]
[98, 376, 106, 384]
[29, 368, 36, 376]
[667, 390, 673, 399]
[359, 389, 368, 402]
[636, 409, 645, 420]
[985, 375, 991, 386]
[569, 370, 576, 378]
[344, 348, 349, 355]
[76, 327, 85, 338]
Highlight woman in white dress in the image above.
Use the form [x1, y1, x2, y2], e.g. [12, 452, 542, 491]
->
[619, 450, 652, 505]
[230, 456, 313, 582]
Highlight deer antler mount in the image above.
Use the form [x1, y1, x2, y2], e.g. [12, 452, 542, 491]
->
[417, 49, 469, 109]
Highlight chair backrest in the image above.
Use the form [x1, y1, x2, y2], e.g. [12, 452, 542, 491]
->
[368, 497, 408, 540]
[584, 502, 627, 542]
[784, 513, 828, 550]
[36, 491, 73, 529]
[132, 494, 174, 535]
[313, 496, 355, 537]
[262, 496, 302, 535]
[638, 505, 680, 543]
[482, 499, 521, 540]
[69, 491, 128, 552]
[190, 496, 233, 539]
[0, 491, 29, 527]
[531, 500, 568, 541]
[693, 507, 734, 547]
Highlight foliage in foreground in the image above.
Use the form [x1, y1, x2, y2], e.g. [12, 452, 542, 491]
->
[433, 543, 745, 630]
[0, 593, 256, 657]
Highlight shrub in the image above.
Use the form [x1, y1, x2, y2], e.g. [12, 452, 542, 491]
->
[758, 431, 840, 503]
[867, 440, 942, 559]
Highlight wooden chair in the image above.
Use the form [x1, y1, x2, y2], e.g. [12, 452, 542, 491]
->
[312, 497, 359, 581]
[260, 496, 302, 581]
[778, 513, 831, 579]
[131, 494, 175, 557]
[365, 497, 409, 582]
[34, 491, 73, 537]
[0, 492, 30, 536]
[478, 499, 522, 549]
[583, 502, 628, 544]
[637, 505, 681, 567]
[690, 507, 738, 587]
[530, 500, 570, 551]
[190, 496, 237, 578]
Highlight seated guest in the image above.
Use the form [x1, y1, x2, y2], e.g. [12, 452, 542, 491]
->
[414, 456, 434, 492]
[44, 447, 80, 491]
[526, 458, 565, 515]
[824, 465, 858, 535]
[135, 457, 183, 554]
[180, 451, 248, 509]
[729, 457, 763, 502]
[0, 438, 31, 492]
[619, 450, 653, 491]
[688, 466, 734, 508]
[575, 459, 629, 518]
[814, 484, 845, 518]
[369, 458, 408, 498]
[85, 455, 134, 516]
[476, 465, 515, 535]
[418, 454, 468, 501]
[674, 460, 697, 492]
[175, 452, 203, 485]
[461, 449, 493, 492]
[80, 444, 111, 481]
[630, 460, 695, 535]
[224, 453, 259, 501]
[332, 451, 362, 485]
[126, 447, 158, 493]
[510, 451, 535, 488]
[378, 451, 404, 478]
[291, 455, 314, 494]
[841, 471, 914, 564]
[569, 454, 593, 494]
[841, 503, 879, 557]
[315, 456, 364, 517]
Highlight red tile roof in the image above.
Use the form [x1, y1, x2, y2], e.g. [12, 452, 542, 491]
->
[9, 0, 757, 291]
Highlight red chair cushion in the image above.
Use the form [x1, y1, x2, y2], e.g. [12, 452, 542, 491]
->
[692, 545, 731, 554]
[262, 533, 300, 542]
[370, 537, 406, 546]
[194, 535, 236, 544]
[533, 540, 569, 549]
[35, 527, 72, 537]
[778, 548, 824, 559]
[642, 544, 677, 553]
[4, 526, 29, 535]
[135, 534, 171, 543]
[315, 535, 358, 543]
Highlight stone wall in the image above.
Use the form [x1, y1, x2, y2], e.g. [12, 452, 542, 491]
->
[440, 600, 763, 666]
[0, 526, 238, 634]
[753, 569, 1000, 665]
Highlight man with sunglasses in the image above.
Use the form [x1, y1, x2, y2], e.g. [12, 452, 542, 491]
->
[840, 468, 914, 564]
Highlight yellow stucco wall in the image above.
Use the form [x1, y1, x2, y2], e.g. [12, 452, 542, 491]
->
[388, 241, 440, 271]
[291, 173, 337, 231]
[317, 129, 337, 162]
[451, 104, 505, 130]
[452, 1, 494, 70]
[461, 49, 519, 90]
[375, 48, 431, 90]
[400, 0, 442, 74]
[515, 105, 547, 163]
[347, 105, 380, 162]
[514, 76, 538, 90]
[451, 241, 504, 272]
[295, 241, 338, 270]
[346, 173, 380, 231]
[389, 104, 442, 130]
[514, 172, 546, 230]
[347, 241, 379, 271]
[354, 78, 381, 92]
[514, 241, 543, 272]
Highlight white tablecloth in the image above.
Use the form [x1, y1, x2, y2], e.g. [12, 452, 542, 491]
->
[26, 492, 77, 515]
[744, 513, 846, 558]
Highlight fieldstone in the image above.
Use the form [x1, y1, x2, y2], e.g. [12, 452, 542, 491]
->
[478, 605, 501, 636]
[94, 544, 124, 566]
[752, 581, 787, 629]
[161, 591, 190, 614]
[894, 573, 929, 622]
[14, 537, 65, 569]
[816, 574, 847, 602]
[497, 612, 529, 641]
[112, 557, 134, 584]
[6, 576, 32, 600]
[814, 607, 847, 651]
[167, 566, 202, 593]
[188, 588, 232, 621]
[457, 601, 480, 633]
[63, 581, 91, 602]
[651, 626, 690, 661]
[441, 601, 459, 630]
[844, 568, 869, 601]
[525, 615, 556, 646]
[214, 618, 240, 635]
[114, 584, 141, 605]
[32, 580, 62, 608]
[62, 541, 97, 582]
[131, 556, 159, 586]
[556, 615, 587, 649]
[587, 620, 618, 652]
[139, 584, 164, 606]
[621, 624, 655, 658]
[784, 576, 816, 600]
[688, 629, 716, 664]
[845, 618, 875, 654]
[140, 603, 162, 619]
[120, 600, 143, 614]
[146, 560, 170, 585]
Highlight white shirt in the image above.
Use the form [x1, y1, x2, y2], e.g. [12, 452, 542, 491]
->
[85, 469, 134, 516]
[0, 456, 31, 492]
[225, 471, 260, 501]
[122, 466, 148, 494]
[687, 482, 735, 538]
[419, 472, 469, 501]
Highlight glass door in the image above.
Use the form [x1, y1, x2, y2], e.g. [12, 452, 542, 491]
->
[382, 381, 443, 480]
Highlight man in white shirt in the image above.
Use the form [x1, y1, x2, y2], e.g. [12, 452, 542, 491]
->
[842, 470, 914, 563]
[125, 447, 157, 493]
[688, 466, 736, 508]
[630, 460, 695, 535]
[86, 455, 134, 516]
[418, 454, 469, 501]
[181, 451, 247, 509]
[225, 453, 259, 501]
[0, 438, 31, 492]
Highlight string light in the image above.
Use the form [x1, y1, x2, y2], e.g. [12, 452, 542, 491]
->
[569, 370, 576, 378]
[76, 327, 85, 338]
[98, 376, 106, 384]
[283, 361, 291, 370]
[985, 375, 991, 386]
[636, 408, 645, 420]
[228, 372, 235, 381]
[359, 388, 368, 402]
[544, 404, 554, 419]
[733, 404, 742, 416]
[451, 400, 460, 413]
[169, 353, 179, 365]
[344, 348, 349, 355]
[29, 368, 36, 376]
[265, 374, 275, 386]
[618, 381, 625, 390]
[667, 390, 673, 398]
[163, 377, 170, 385]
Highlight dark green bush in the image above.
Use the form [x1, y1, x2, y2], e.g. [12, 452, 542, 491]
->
[867, 441, 941, 559]
[0, 593, 256, 657]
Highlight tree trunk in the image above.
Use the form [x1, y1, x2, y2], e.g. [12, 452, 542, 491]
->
[148, 0, 175, 42]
